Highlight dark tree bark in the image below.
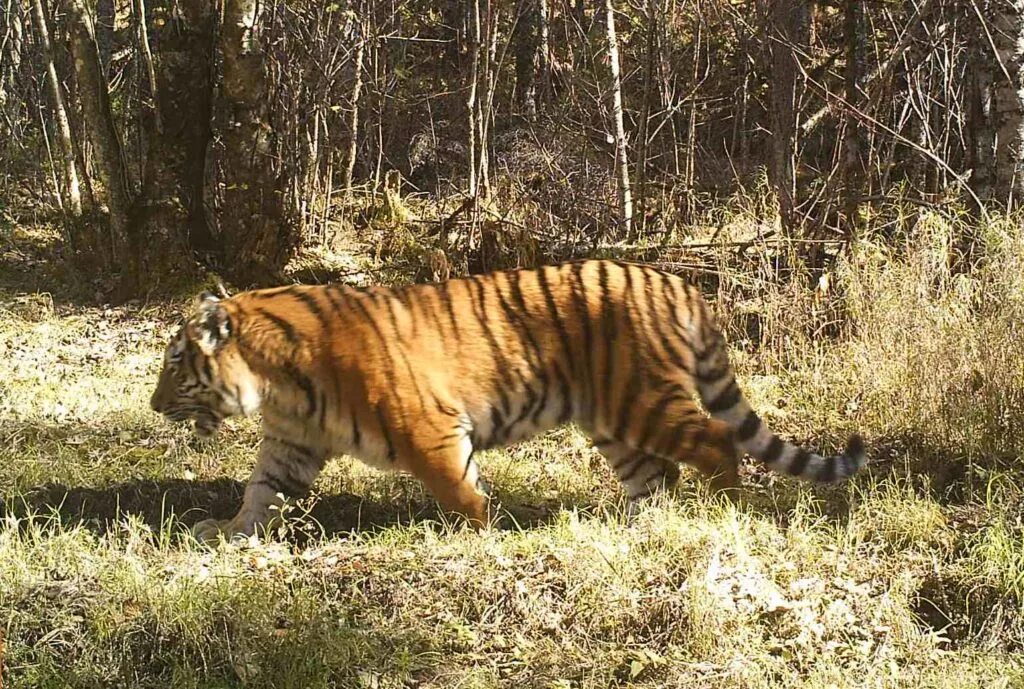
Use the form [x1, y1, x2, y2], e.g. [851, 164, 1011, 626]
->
[133, 0, 161, 134]
[1013, 0, 1024, 207]
[842, 0, 863, 237]
[479, 0, 498, 197]
[0, 0, 25, 133]
[768, 0, 808, 235]
[67, 0, 133, 278]
[219, 0, 296, 284]
[635, 0, 660, 225]
[538, 0, 550, 103]
[514, 0, 546, 120]
[969, 4, 997, 205]
[95, 0, 114, 69]
[129, 0, 217, 282]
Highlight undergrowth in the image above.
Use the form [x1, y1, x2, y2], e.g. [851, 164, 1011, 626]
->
[1, 203, 1023, 687]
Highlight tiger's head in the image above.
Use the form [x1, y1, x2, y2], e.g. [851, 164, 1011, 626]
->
[150, 292, 262, 437]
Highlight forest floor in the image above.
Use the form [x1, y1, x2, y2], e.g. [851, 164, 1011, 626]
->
[1, 213, 1023, 688]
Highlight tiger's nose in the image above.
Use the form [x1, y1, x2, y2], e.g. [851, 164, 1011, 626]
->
[150, 394, 164, 413]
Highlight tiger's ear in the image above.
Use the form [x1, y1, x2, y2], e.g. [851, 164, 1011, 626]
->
[187, 293, 232, 355]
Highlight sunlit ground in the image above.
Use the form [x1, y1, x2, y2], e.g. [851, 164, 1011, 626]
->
[1, 220, 1022, 688]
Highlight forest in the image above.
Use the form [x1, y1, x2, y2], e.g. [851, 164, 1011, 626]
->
[0, 0, 1023, 686]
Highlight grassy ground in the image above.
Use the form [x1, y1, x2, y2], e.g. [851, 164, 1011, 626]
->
[1, 209, 1023, 688]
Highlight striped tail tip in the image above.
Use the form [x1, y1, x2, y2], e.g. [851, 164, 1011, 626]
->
[844, 433, 865, 464]
[840, 433, 867, 476]
[806, 433, 866, 484]
[754, 431, 866, 483]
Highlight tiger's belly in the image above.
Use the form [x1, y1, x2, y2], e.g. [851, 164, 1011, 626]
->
[348, 453, 397, 472]
[328, 434, 396, 472]
[465, 386, 577, 451]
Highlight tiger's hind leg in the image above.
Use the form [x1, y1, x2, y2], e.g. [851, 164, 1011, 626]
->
[593, 439, 680, 514]
[602, 395, 739, 503]
[674, 418, 740, 500]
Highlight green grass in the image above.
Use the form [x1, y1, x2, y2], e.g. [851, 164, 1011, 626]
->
[2, 213, 1024, 687]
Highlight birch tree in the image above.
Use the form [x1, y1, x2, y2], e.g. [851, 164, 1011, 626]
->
[219, 0, 294, 282]
[992, 0, 1024, 207]
[467, 0, 481, 198]
[604, 0, 632, 241]
[30, 0, 82, 216]
[342, 12, 366, 196]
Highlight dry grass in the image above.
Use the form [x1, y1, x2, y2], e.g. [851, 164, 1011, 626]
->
[1, 208, 1023, 688]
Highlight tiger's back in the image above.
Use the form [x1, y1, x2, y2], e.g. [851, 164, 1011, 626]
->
[151, 260, 864, 540]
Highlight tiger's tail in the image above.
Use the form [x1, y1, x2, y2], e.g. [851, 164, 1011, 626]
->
[692, 317, 865, 483]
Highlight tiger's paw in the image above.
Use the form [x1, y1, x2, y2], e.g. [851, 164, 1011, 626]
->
[624, 493, 666, 522]
[625, 498, 648, 521]
[191, 518, 245, 545]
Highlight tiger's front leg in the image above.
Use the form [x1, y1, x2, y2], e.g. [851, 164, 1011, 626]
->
[192, 436, 327, 543]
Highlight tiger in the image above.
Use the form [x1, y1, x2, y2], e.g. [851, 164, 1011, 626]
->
[150, 260, 865, 542]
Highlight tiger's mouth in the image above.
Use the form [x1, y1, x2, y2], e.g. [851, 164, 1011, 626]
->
[191, 415, 222, 438]
[164, 408, 222, 438]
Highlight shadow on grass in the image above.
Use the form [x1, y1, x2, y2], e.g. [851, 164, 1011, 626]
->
[2, 476, 569, 540]
[0, 216, 215, 308]
[1, 430, 1004, 543]
[725, 431, 1008, 531]
[0, 217, 96, 303]
[856, 430, 1023, 503]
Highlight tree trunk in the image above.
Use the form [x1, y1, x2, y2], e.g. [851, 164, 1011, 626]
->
[801, 0, 940, 137]
[1014, 0, 1024, 207]
[967, 0, 1024, 210]
[219, 0, 295, 284]
[30, 0, 82, 217]
[635, 0, 659, 227]
[990, 0, 1024, 208]
[0, 0, 25, 133]
[67, 0, 133, 278]
[478, 0, 497, 198]
[768, 0, 808, 235]
[368, 12, 385, 188]
[341, 17, 365, 196]
[133, 0, 161, 134]
[970, 4, 997, 205]
[466, 0, 480, 199]
[63, 49, 97, 210]
[538, 0, 550, 104]
[683, 15, 701, 223]
[95, 0, 114, 69]
[604, 0, 633, 241]
[733, 25, 752, 164]
[841, 0, 863, 238]
[130, 0, 217, 283]
[514, 0, 541, 120]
